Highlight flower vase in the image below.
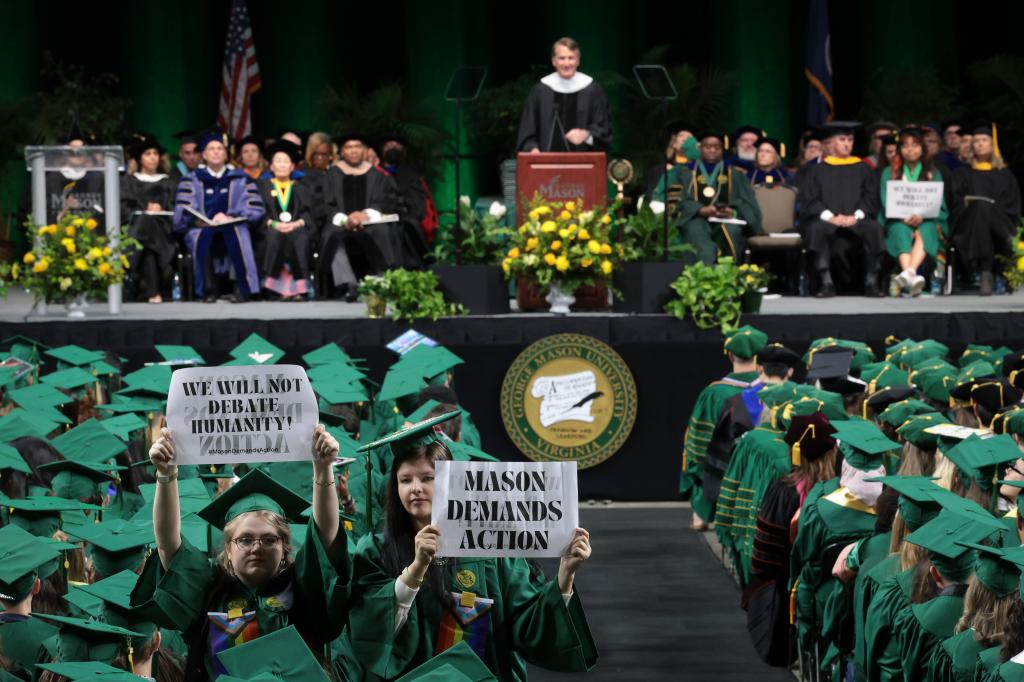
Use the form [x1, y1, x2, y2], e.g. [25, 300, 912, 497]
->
[740, 288, 765, 314]
[545, 280, 576, 315]
[365, 294, 387, 319]
[65, 294, 88, 319]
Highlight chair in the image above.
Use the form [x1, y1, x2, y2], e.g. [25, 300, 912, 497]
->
[746, 185, 802, 255]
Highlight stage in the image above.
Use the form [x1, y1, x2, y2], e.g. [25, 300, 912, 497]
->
[3, 288, 1023, 501]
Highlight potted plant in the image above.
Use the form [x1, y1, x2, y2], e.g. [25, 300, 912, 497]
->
[12, 212, 137, 317]
[1001, 222, 1024, 293]
[430, 198, 513, 314]
[359, 269, 466, 322]
[613, 203, 694, 313]
[502, 198, 621, 314]
[663, 257, 771, 332]
[738, 262, 772, 313]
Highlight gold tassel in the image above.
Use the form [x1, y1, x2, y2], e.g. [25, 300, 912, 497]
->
[792, 442, 801, 466]
[993, 123, 1002, 160]
[724, 135, 730, 150]
[127, 638, 134, 673]
[780, 142, 787, 158]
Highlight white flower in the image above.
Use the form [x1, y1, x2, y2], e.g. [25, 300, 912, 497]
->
[648, 200, 666, 215]
[60, 277, 73, 291]
[637, 196, 645, 210]
[460, 195, 472, 207]
[579, 210, 595, 224]
[523, 254, 539, 266]
[488, 201, 507, 218]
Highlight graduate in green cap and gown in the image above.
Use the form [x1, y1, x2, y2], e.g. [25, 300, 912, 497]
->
[130, 424, 347, 681]
[344, 412, 597, 681]
[681, 325, 767, 530]
[925, 542, 1021, 682]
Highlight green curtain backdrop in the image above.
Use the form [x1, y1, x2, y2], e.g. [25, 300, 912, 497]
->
[0, 0, 993, 219]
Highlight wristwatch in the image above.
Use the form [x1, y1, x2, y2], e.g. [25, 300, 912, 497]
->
[156, 469, 179, 484]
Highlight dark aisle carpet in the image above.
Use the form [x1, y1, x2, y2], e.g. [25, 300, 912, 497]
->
[526, 506, 793, 682]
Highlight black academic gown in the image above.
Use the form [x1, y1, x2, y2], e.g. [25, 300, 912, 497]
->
[121, 173, 179, 298]
[798, 158, 885, 283]
[321, 166, 411, 283]
[384, 164, 430, 259]
[516, 74, 612, 152]
[255, 178, 315, 281]
[949, 165, 1022, 271]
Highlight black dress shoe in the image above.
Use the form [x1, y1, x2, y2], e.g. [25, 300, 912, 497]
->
[816, 283, 836, 298]
[863, 282, 884, 298]
[344, 288, 359, 303]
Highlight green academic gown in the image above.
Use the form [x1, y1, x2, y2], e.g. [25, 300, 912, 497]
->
[894, 591, 966, 682]
[791, 484, 876, 662]
[976, 645, 1007, 682]
[926, 627, 985, 682]
[852, 551, 900, 682]
[346, 533, 598, 681]
[715, 426, 790, 586]
[681, 371, 760, 521]
[673, 161, 763, 265]
[130, 520, 348, 681]
[990, 660, 1024, 682]
[864, 566, 915, 681]
[0, 615, 58, 681]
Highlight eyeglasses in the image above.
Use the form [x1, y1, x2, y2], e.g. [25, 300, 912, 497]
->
[232, 535, 281, 550]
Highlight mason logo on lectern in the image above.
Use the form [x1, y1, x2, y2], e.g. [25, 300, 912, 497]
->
[500, 333, 637, 469]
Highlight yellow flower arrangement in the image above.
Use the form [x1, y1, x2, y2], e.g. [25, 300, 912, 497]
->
[72, 217, 84, 227]
[23, 252, 35, 264]
[85, 218, 98, 230]
[544, 253, 557, 265]
[525, 237, 539, 251]
[98, 262, 111, 276]
[65, 225, 76, 237]
[551, 240, 562, 251]
[578, 228, 590, 240]
[74, 258, 88, 271]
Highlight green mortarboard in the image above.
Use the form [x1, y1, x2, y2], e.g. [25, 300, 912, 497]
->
[807, 338, 875, 373]
[2, 334, 49, 363]
[40, 366, 101, 391]
[39, 459, 121, 499]
[98, 413, 148, 441]
[446, 439, 501, 462]
[33, 612, 145, 665]
[65, 519, 154, 577]
[395, 344, 464, 384]
[723, 325, 768, 360]
[758, 382, 800, 409]
[198, 467, 310, 530]
[216, 625, 330, 682]
[199, 463, 235, 479]
[120, 364, 172, 397]
[1001, 410, 1024, 437]
[394, 641, 497, 682]
[51, 418, 129, 462]
[865, 364, 911, 393]
[896, 413, 952, 450]
[860, 361, 896, 383]
[956, 541, 1022, 598]
[911, 365, 958, 405]
[378, 365, 429, 403]
[226, 333, 285, 365]
[877, 399, 936, 428]
[96, 396, 165, 416]
[884, 337, 915, 355]
[866, 475, 944, 531]
[138, 477, 210, 509]
[306, 362, 367, 386]
[89, 359, 120, 377]
[64, 582, 106, 617]
[313, 380, 369, 405]
[302, 342, 354, 367]
[950, 360, 998, 402]
[0, 524, 60, 602]
[833, 418, 899, 470]
[0, 409, 60, 440]
[155, 344, 205, 366]
[45, 344, 107, 367]
[906, 508, 1004, 582]
[0, 442, 30, 473]
[960, 344, 1013, 370]
[5, 496, 103, 536]
[404, 399, 446, 423]
[35, 661, 147, 681]
[359, 411, 460, 463]
[74, 569, 158, 644]
[8, 382, 72, 408]
[944, 434, 1022, 491]
[893, 341, 951, 371]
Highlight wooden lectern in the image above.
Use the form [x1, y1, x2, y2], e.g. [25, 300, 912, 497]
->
[516, 152, 607, 211]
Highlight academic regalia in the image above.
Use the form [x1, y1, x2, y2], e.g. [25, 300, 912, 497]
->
[347, 534, 598, 681]
[320, 166, 410, 289]
[383, 162, 435, 247]
[715, 426, 791, 586]
[680, 371, 760, 519]
[976, 645, 1006, 682]
[792, 157, 823, 193]
[748, 168, 791, 187]
[0, 613, 58, 681]
[798, 156, 885, 286]
[880, 165, 948, 261]
[172, 166, 265, 299]
[894, 585, 967, 682]
[255, 177, 315, 297]
[926, 628, 985, 682]
[949, 165, 1021, 271]
[121, 173, 178, 299]
[671, 160, 763, 265]
[516, 72, 612, 152]
[864, 567, 916, 681]
[850, 540, 898, 681]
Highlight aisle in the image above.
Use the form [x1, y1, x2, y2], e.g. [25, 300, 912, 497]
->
[526, 505, 793, 681]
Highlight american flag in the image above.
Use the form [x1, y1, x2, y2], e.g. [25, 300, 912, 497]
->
[217, 0, 261, 140]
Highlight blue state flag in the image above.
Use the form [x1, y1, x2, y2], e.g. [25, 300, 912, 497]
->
[805, 0, 834, 126]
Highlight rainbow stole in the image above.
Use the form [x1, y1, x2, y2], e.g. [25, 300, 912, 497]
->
[435, 592, 494, 660]
[207, 610, 259, 677]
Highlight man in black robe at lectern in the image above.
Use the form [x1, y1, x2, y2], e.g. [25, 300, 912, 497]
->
[516, 37, 613, 153]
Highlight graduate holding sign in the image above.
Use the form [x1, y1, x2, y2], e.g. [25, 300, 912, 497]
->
[133, 424, 347, 681]
[344, 413, 597, 681]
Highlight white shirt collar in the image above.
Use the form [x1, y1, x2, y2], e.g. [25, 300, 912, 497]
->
[59, 168, 87, 181]
[134, 172, 168, 182]
[201, 165, 227, 178]
[540, 71, 593, 94]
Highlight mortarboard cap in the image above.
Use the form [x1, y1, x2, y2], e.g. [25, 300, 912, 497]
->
[877, 398, 935, 428]
[971, 380, 1022, 425]
[905, 508, 1003, 582]
[65, 518, 155, 577]
[73, 569, 158, 644]
[35, 661, 147, 681]
[51, 419, 128, 462]
[833, 418, 900, 470]
[0, 442, 30, 473]
[960, 344, 1012, 371]
[302, 342, 355, 367]
[46, 345, 107, 367]
[306, 362, 368, 386]
[0, 524, 61, 602]
[807, 338, 875, 374]
[4, 496, 102, 537]
[378, 365, 429, 404]
[866, 475, 945, 531]
[723, 325, 767, 360]
[394, 640, 497, 682]
[120, 364, 172, 397]
[757, 382, 800, 409]
[950, 360, 998, 403]
[896, 412, 952, 451]
[806, 347, 854, 381]
[313, 380, 369, 406]
[358, 411, 460, 462]
[216, 625, 331, 682]
[944, 434, 1022, 492]
[0, 409, 60, 440]
[784, 412, 837, 466]
[40, 366, 101, 392]
[39, 458, 121, 500]
[154, 344, 206, 366]
[822, 121, 861, 138]
[197, 467, 310, 530]
[33, 612, 145, 665]
[956, 541, 1022, 598]
[911, 365, 958, 405]
[98, 413, 148, 442]
[196, 128, 230, 152]
[757, 344, 800, 368]
[226, 333, 285, 365]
